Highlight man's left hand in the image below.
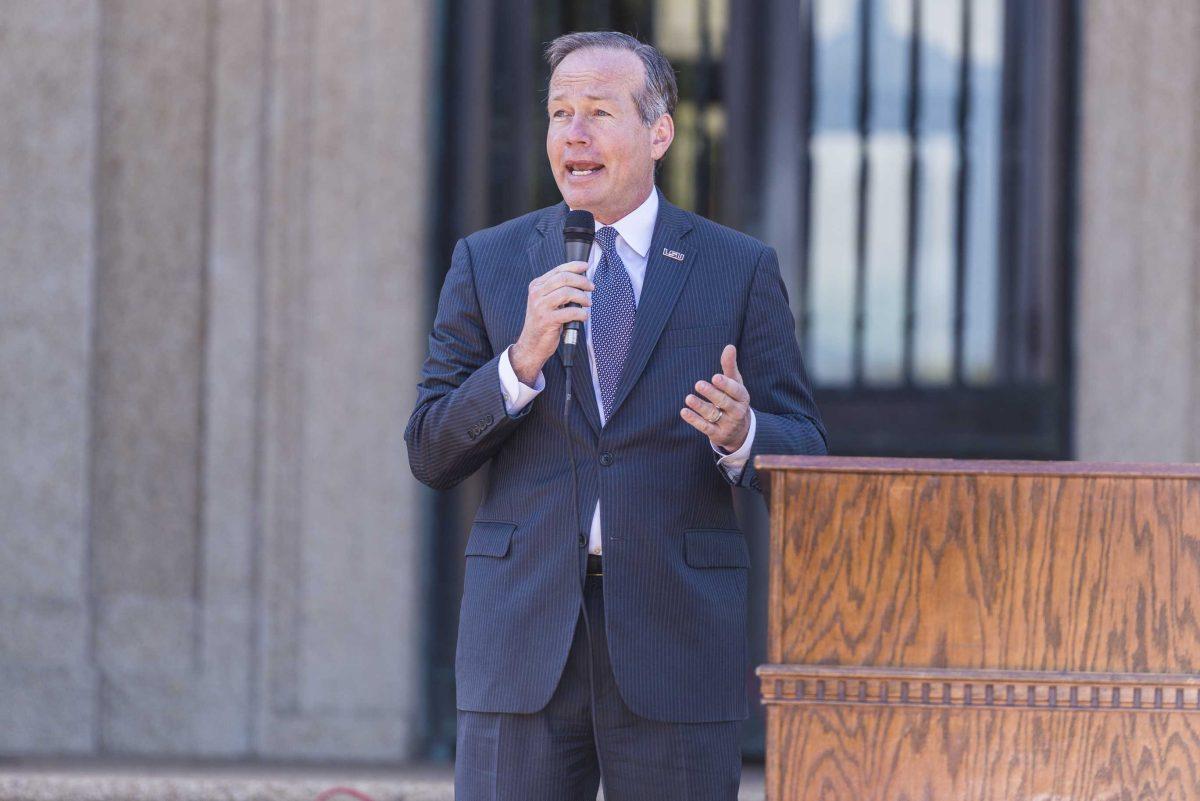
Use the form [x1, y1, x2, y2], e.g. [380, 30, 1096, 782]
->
[681, 344, 751, 452]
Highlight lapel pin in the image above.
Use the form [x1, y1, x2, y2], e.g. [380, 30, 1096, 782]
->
[662, 248, 685, 262]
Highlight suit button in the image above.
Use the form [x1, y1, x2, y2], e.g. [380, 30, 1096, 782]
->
[578, 532, 586, 546]
[599, 452, 613, 467]
[485, 414, 494, 424]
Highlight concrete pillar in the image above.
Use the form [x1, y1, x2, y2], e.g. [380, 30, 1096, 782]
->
[0, 0, 100, 755]
[195, 0, 270, 756]
[90, 0, 210, 753]
[1075, 0, 1200, 462]
[0, 0, 432, 761]
[254, 0, 431, 759]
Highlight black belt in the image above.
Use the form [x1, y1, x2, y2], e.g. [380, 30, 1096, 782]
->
[586, 553, 602, 576]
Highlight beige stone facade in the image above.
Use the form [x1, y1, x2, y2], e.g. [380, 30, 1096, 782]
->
[1075, 0, 1200, 462]
[2, 0, 1199, 766]
[1, 0, 431, 759]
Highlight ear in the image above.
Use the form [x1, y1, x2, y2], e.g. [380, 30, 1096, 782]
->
[650, 113, 674, 161]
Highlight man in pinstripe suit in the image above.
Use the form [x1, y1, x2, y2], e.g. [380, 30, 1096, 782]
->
[406, 31, 827, 800]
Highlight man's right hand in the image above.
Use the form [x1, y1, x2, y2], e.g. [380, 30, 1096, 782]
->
[509, 261, 593, 385]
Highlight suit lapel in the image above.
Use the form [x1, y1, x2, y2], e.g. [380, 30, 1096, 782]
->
[568, 326, 599, 432]
[605, 192, 694, 423]
[527, 203, 603, 435]
[525, 191, 695, 431]
[526, 201, 567, 289]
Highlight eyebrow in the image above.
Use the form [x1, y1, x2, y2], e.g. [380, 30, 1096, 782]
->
[548, 92, 617, 102]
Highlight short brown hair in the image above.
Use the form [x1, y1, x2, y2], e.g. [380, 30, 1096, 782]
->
[544, 31, 678, 126]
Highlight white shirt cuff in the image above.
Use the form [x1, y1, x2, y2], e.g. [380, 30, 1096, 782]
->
[498, 345, 545, 416]
[712, 409, 756, 482]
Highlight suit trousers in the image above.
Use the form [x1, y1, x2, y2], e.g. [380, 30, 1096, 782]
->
[454, 565, 743, 800]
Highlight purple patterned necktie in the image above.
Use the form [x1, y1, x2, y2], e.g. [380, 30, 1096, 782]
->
[591, 225, 637, 421]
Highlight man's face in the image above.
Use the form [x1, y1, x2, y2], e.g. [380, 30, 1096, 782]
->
[546, 47, 673, 225]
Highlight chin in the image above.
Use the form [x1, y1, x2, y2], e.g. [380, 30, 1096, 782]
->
[559, 175, 611, 209]
[561, 188, 599, 211]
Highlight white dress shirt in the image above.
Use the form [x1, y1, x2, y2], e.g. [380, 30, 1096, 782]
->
[496, 187, 757, 555]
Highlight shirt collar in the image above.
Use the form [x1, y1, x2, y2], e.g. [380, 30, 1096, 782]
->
[601, 187, 658, 259]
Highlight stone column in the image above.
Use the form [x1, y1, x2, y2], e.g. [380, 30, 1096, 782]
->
[1075, 0, 1200, 462]
[0, 0, 433, 761]
[89, 0, 210, 753]
[0, 0, 100, 755]
[253, 0, 432, 759]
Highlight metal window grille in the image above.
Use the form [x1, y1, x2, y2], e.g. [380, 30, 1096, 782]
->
[426, 0, 1077, 761]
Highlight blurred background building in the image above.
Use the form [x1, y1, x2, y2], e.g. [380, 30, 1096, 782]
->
[2, 0, 1198, 772]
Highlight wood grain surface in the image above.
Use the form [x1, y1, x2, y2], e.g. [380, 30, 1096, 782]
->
[765, 705, 1200, 800]
[756, 457, 1200, 800]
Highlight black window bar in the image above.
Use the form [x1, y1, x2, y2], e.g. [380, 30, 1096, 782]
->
[764, 0, 1076, 459]
[426, 0, 1078, 762]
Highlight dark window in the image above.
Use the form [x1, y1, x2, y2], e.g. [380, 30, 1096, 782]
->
[725, 0, 1077, 458]
[425, 0, 1077, 761]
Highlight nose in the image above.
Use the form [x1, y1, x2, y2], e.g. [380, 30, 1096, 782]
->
[565, 114, 590, 145]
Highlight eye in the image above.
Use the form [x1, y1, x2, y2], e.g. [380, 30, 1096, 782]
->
[595, 109, 610, 117]
[552, 109, 569, 118]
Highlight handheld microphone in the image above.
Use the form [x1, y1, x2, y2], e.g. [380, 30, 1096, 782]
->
[557, 210, 593, 571]
[560, 210, 594, 367]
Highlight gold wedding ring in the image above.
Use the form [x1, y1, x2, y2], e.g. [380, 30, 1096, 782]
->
[707, 408, 724, 424]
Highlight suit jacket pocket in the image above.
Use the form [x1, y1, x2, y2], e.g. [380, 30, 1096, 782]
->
[657, 324, 729, 350]
[684, 528, 749, 568]
[464, 520, 517, 557]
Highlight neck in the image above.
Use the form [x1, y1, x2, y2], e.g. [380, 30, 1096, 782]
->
[575, 183, 655, 226]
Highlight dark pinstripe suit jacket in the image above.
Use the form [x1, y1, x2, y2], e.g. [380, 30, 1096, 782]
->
[405, 188, 827, 723]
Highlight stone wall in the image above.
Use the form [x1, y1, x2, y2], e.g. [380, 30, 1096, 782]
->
[0, 0, 432, 760]
[1075, 1, 1200, 462]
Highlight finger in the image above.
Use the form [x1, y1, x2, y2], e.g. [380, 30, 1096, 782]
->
[680, 406, 718, 437]
[693, 379, 734, 410]
[551, 272, 594, 292]
[545, 285, 592, 308]
[551, 260, 589, 276]
[684, 393, 722, 422]
[720, 344, 742, 382]
[539, 270, 593, 296]
[552, 305, 589, 324]
[535, 263, 584, 290]
[711, 372, 749, 404]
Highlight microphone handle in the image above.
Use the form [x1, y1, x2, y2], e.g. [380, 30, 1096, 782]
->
[560, 240, 591, 359]
[556, 243, 587, 559]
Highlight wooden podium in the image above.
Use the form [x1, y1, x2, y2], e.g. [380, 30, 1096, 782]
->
[754, 456, 1200, 800]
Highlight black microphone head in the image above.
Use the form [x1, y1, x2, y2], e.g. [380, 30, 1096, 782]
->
[560, 209, 593, 344]
[563, 210, 595, 246]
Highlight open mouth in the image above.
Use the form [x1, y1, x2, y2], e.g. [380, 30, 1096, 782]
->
[566, 161, 605, 177]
